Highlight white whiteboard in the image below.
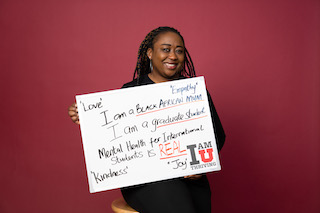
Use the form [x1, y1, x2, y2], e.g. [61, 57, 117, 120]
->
[76, 76, 221, 193]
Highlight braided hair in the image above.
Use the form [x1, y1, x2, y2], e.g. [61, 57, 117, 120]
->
[133, 26, 196, 83]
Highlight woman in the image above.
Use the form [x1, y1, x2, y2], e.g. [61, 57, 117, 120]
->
[68, 26, 225, 213]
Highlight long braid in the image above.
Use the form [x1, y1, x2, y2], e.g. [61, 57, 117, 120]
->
[133, 27, 196, 83]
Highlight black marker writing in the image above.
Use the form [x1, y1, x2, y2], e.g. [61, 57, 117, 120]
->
[91, 167, 129, 184]
[168, 158, 187, 170]
[81, 98, 103, 112]
[107, 123, 122, 142]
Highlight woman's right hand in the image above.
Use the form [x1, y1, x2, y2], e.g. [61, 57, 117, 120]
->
[68, 102, 80, 125]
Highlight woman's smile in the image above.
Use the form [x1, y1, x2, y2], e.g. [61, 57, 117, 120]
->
[164, 62, 178, 70]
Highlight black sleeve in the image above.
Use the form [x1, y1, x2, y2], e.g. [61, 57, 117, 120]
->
[207, 91, 226, 152]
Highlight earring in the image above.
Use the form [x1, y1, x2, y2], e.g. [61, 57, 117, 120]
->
[149, 58, 153, 71]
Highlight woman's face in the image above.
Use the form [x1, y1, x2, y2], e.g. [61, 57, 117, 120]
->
[147, 32, 185, 83]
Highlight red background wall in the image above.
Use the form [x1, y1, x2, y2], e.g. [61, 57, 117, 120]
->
[1, 0, 319, 212]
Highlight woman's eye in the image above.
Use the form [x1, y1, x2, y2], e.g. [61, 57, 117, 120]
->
[162, 48, 170, 52]
[176, 49, 184, 54]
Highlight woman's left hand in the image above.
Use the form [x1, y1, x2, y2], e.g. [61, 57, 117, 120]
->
[184, 174, 202, 180]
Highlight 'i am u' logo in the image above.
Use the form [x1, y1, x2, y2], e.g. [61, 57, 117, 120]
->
[187, 141, 214, 165]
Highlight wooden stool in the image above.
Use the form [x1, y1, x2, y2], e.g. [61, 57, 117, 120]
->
[111, 197, 139, 213]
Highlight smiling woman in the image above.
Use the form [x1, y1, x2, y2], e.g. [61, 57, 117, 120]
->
[68, 26, 226, 213]
[147, 32, 185, 83]
[131, 27, 196, 84]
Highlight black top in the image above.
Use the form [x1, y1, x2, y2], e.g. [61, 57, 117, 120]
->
[122, 74, 226, 152]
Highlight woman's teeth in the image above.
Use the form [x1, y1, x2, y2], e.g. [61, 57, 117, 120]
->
[165, 63, 177, 69]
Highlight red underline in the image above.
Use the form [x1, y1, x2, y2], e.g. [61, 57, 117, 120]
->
[157, 115, 208, 128]
[160, 153, 187, 160]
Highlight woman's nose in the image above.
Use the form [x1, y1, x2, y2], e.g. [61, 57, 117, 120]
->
[168, 51, 178, 60]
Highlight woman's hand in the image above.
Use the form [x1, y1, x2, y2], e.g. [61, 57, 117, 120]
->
[184, 174, 202, 180]
[68, 102, 80, 124]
